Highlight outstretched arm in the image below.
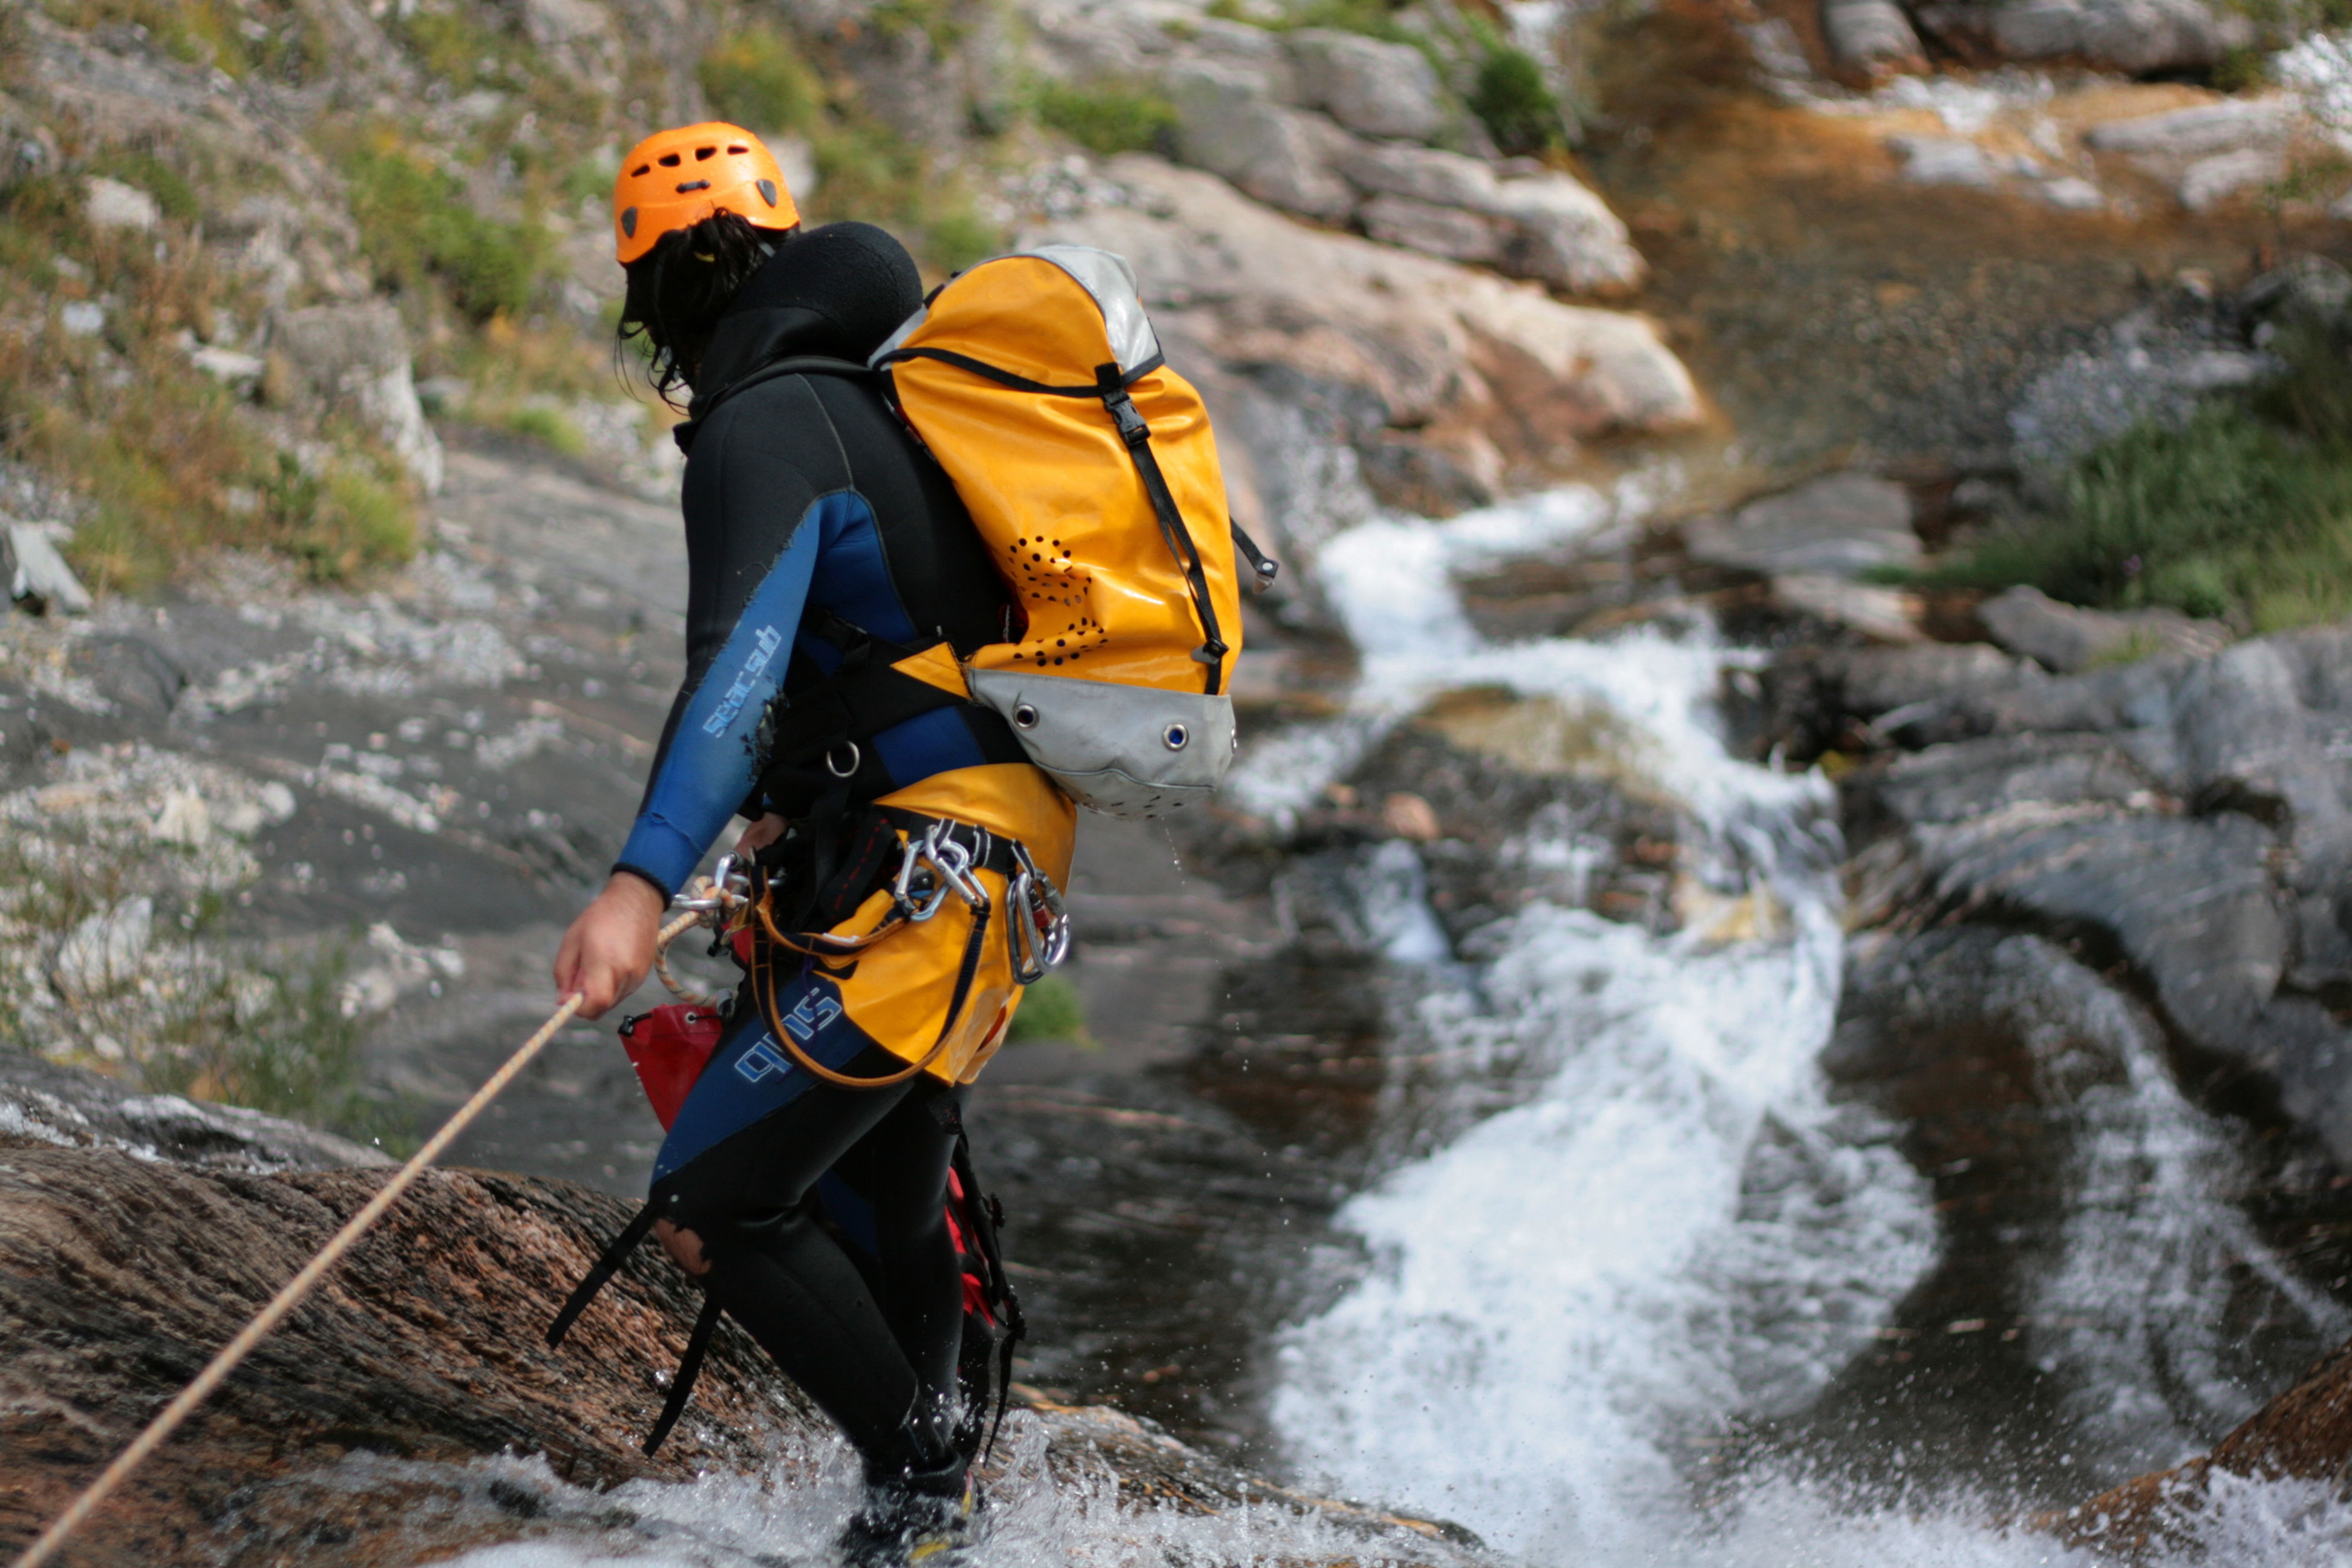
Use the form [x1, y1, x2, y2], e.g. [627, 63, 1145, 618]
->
[556, 394, 829, 1013]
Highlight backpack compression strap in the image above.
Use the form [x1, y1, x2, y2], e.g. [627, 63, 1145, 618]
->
[949, 1129, 1027, 1459]
[546, 1201, 661, 1349]
[874, 345, 1233, 696]
[642, 1293, 725, 1455]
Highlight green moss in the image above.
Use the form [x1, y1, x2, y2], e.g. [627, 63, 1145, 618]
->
[342, 139, 546, 322]
[1205, 0, 1419, 41]
[872, 0, 966, 48]
[1469, 39, 1568, 155]
[1033, 80, 1178, 156]
[699, 25, 823, 134]
[1281, 0, 1419, 44]
[1007, 972, 1094, 1046]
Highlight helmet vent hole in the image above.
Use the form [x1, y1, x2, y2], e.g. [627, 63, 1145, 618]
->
[728, 144, 749, 154]
[695, 145, 716, 160]
[630, 163, 650, 176]
[658, 152, 681, 167]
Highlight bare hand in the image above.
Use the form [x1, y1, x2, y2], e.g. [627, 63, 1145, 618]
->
[655, 1218, 711, 1276]
[734, 813, 786, 857]
[552, 873, 667, 1019]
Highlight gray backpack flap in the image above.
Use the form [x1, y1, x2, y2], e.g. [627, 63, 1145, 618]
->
[965, 667, 1235, 818]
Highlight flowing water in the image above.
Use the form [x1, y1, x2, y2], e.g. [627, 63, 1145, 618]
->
[378, 481, 2352, 1564]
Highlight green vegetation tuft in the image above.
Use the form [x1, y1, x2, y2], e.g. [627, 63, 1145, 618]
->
[0, 167, 420, 591]
[1207, 0, 1417, 42]
[1926, 327, 2352, 632]
[391, 7, 521, 93]
[342, 139, 546, 322]
[1469, 38, 1569, 156]
[499, 403, 588, 457]
[251, 452, 418, 584]
[90, 149, 200, 224]
[1008, 972, 1094, 1046]
[699, 26, 823, 134]
[922, 204, 1002, 272]
[38, 0, 320, 79]
[1034, 80, 1178, 156]
[139, 944, 406, 1145]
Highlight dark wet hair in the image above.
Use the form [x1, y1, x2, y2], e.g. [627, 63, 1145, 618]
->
[617, 209, 791, 406]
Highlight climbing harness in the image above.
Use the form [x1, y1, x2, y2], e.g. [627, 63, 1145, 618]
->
[9, 911, 705, 1568]
[549, 852, 1044, 1455]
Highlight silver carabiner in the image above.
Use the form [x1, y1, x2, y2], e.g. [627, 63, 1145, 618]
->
[926, 826, 991, 913]
[1007, 841, 1071, 982]
[892, 834, 953, 923]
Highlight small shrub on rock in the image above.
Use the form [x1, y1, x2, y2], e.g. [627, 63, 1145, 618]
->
[1033, 81, 1178, 157]
[342, 140, 546, 324]
[1469, 39, 1569, 156]
[699, 26, 823, 134]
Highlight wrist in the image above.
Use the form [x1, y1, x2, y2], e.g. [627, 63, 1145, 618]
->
[604, 871, 669, 921]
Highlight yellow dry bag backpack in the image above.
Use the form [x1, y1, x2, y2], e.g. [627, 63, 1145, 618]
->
[871, 244, 1276, 815]
[704, 246, 1277, 821]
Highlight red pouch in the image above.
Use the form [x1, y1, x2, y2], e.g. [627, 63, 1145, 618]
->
[619, 1004, 727, 1129]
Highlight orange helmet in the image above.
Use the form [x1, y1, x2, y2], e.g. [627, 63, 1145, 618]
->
[613, 122, 800, 265]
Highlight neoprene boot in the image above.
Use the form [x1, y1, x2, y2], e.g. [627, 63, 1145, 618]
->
[837, 1452, 975, 1567]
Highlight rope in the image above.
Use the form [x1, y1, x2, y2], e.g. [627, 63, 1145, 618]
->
[10, 908, 704, 1568]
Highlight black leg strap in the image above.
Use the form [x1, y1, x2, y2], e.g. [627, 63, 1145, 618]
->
[643, 1292, 725, 1455]
[547, 1202, 660, 1348]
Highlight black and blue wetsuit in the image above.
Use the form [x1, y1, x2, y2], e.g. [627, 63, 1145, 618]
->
[612, 223, 1013, 1475]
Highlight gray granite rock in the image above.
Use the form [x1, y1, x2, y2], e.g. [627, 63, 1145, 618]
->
[1288, 27, 1447, 142]
[1334, 140, 1646, 294]
[1839, 622, 2352, 1157]
[1823, 0, 1927, 77]
[1165, 60, 1358, 221]
[0, 1048, 391, 1171]
[266, 301, 443, 492]
[1686, 472, 1919, 577]
[1977, 584, 2230, 673]
[1830, 642, 2045, 719]
[1975, 0, 2255, 74]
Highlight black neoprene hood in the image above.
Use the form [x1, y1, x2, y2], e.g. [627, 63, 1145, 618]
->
[679, 221, 924, 442]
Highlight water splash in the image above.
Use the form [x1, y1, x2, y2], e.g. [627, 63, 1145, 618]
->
[1266, 492, 1935, 1560]
[1261, 488, 2350, 1564]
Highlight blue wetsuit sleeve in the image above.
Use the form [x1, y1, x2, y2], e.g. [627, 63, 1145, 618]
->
[614, 523, 821, 897]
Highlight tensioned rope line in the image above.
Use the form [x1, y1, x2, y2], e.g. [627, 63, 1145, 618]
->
[10, 907, 705, 1568]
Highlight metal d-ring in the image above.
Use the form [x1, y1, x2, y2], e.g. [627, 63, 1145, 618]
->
[825, 742, 862, 779]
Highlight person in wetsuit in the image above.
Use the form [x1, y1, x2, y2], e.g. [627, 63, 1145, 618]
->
[554, 124, 1071, 1565]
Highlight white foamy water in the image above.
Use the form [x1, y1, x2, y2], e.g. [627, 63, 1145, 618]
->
[1259, 491, 2352, 1564]
[1263, 491, 1934, 1560]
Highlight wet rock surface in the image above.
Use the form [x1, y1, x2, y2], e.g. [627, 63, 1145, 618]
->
[1813, 626, 2352, 1164]
[0, 1134, 1481, 1566]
